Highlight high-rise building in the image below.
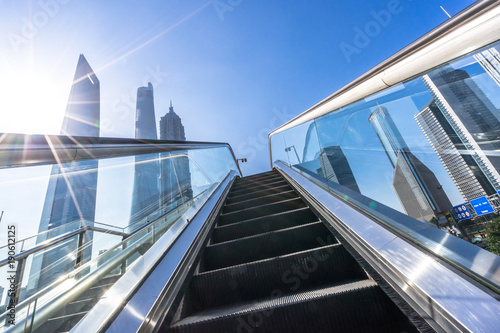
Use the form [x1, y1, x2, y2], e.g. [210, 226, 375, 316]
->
[135, 83, 157, 140]
[369, 106, 451, 221]
[422, 68, 500, 193]
[415, 99, 495, 201]
[474, 46, 500, 87]
[159, 102, 192, 208]
[29, 54, 100, 294]
[130, 83, 160, 227]
[317, 146, 360, 193]
[160, 101, 186, 141]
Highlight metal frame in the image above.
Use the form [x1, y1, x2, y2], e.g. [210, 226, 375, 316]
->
[71, 170, 238, 333]
[0, 133, 243, 176]
[268, 0, 500, 166]
[275, 161, 500, 332]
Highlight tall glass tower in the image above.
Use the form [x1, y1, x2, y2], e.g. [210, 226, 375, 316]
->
[422, 67, 500, 193]
[28, 54, 100, 295]
[369, 106, 451, 222]
[415, 99, 496, 201]
[130, 83, 160, 228]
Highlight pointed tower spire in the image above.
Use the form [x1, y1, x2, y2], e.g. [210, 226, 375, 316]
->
[61, 54, 100, 137]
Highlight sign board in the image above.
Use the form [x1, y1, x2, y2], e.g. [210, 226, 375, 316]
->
[470, 196, 495, 216]
[452, 204, 472, 221]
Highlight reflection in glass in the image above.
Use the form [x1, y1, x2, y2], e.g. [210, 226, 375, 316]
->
[422, 66, 500, 194]
[271, 40, 500, 242]
[369, 105, 451, 222]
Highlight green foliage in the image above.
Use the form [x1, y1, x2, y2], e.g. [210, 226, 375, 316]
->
[487, 216, 500, 256]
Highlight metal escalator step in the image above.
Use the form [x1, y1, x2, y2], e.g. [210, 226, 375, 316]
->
[170, 280, 418, 333]
[232, 175, 283, 188]
[201, 222, 336, 272]
[222, 189, 298, 214]
[226, 183, 292, 204]
[229, 178, 288, 196]
[218, 197, 307, 226]
[188, 244, 367, 313]
[238, 171, 279, 182]
[212, 207, 318, 243]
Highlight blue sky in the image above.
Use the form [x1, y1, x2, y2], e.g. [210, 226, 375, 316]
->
[0, 0, 476, 176]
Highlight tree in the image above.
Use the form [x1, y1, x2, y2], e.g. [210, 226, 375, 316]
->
[487, 216, 500, 256]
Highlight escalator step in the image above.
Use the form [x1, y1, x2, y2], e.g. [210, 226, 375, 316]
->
[202, 222, 336, 271]
[188, 244, 367, 312]
[232, 175, 283, 189]
[170, 280, 418, 333]
[236, 171, 279, 182]
[229, 179, 288, 196]
[226, 183, 292, 204]
[218, 197, 307, 226]
[222, 189, 298, 214]
[212, 207, 318, 244]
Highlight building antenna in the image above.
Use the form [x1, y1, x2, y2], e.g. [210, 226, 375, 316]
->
[440, 6, 451, 19]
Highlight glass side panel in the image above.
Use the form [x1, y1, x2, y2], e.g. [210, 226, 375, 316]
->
[0, 144, 239, 331]
[270, 40, 500, 289]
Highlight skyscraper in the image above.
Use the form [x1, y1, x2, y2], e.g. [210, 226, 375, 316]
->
[29, 54, 100, 294]
[317, 146, 360, 193]
[474, 47, 500, 87]
[130, 83, 160, 227]
[135, 83, 157, 140]
[422, 67, 500, 193]
[415, 99, 495, 201]
[159, 102, 192, 208]
[369, 106, 451, 221]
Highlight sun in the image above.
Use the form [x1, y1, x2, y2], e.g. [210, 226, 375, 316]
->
[0, 68, 69, 135]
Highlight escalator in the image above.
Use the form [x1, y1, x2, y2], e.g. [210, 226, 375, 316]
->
[167, 170, 425, 332]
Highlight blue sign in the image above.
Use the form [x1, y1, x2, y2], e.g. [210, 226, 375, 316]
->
[470, 196, 495, 216]
[452, 204, 472, 221]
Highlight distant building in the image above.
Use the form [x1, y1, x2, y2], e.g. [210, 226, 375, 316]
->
[369, 106, 451, 221]
[159, 102, 192, 208]
[29, 54, 100, 295]
[317, 146, 360, 193]
[130, 83, 160, 227]
[160, 101, 186, 141]
[135, 83, 157, 140]
[415, 99, 495, 201]
[422, 67, 500, 193]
